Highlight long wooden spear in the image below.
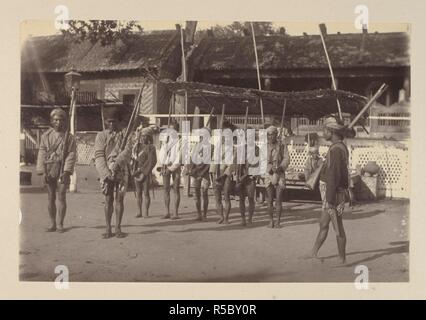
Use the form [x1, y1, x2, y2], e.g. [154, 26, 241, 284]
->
[179, 24, 191, 196]
[119, 84, 144, 151]
[319, 24, 342, 120]
[250, 22, 265, 128]
[59, 87, 77, 185]
[205, 106, 215, 128]
[217, 104, 226, 181]
[348, 83, 388, 129]
[180, 24, 187, 82]
[279, 99, 287, 164]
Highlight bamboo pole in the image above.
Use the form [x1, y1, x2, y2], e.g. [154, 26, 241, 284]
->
[217, 104, 226, 180]
[167, 95, 173, 127]
[205, 106, 215, 128]
[180, 25, 187, 82]
[318, 24, 342, 120]
[69, 88, 78, 192]
[101, 104, 105, 130]
[184, 89, 191, 196]
[348, 84, 388, 129]
[280, 99, 287, 138]
[179, 25, 191, 195]
[279, 99, 287, 160]
[250, 22, 265, 127]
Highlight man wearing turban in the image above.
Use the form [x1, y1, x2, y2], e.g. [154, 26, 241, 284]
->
[306, 115, 350, 264]
[36, 108, 77, 233]
[160, 119, 183, 220]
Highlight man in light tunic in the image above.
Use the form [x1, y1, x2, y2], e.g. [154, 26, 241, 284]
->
[94, 109, 132, 239]
[36, 108, 77, 233]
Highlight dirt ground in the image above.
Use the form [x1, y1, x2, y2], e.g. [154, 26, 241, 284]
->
[19, 184, 409, 283]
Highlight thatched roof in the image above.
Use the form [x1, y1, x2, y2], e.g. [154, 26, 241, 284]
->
[159, 80, 368, 119]
[191, 32, 409, 71]
[21, 31, 179, 73]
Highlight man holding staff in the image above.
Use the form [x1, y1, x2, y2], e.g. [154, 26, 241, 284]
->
[94, 108, 132, 239]
[36, 108, 77, 233]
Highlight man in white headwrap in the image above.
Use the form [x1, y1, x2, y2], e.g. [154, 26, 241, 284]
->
[265, 125, 290, 228]
[161, 120, 182, 219]
[305, 115, 350, 264]
[36, 108, 77, 233]
[130, 126, 157, 218]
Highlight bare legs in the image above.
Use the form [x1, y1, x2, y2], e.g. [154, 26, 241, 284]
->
[214, 177, 232, 224]
[115, 191, 125, 236]
[239, 180, 256, 226]
[309, 209, 347, 263]
[57, 183, 67, 231]
[194, 178, 209, 220]
[104, 193, 114, 237]
[223, 183, 231, 225]
[214, 183, 224, 223]
[202, 189, 209, 218]
[173, 175, 180, 219]
[310, 209, 331, 257]
[162, 172, 180, 219]
[46, 181, 67, 232]
[135, 178, 151, 218]
[266, 184, 285, 228]
[46, 182, 57, 231]
[163, 174, 171, 218]
[103, 183, 125, 239]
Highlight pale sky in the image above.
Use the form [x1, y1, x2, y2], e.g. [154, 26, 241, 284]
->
[20, 20, 409, 45]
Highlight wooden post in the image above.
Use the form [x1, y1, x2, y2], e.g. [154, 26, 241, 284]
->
[184, 89, 191, 196]
[101, 104, 105, 130]
[403, 76, 410, 99]
[69, 89, 77, 192]
[180, 25, 187, 82]
[193, 106, 200, 129]
[319, 24, 342, 120]
[250, 22, 265, 127]
[36, 129, 40, 148]
[385, 90, 391, 107]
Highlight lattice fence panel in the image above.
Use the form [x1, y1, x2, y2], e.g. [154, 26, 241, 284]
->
[286, 143, 328, 173]
[77, 143, 95, 165]
[75, 132, 97, 165]
[350, 145, 409, 198]
[286, 141, 410, 199]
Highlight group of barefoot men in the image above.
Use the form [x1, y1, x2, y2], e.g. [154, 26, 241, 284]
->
[36, 107, 350, 264]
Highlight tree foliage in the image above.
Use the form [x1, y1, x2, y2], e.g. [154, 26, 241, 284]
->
[61, 20, 143, 46]
[194, 21, 277, 43]
[60, 20, 278, 46]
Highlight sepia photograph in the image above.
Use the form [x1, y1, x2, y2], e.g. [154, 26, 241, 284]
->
[18, 17, 410, 284]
